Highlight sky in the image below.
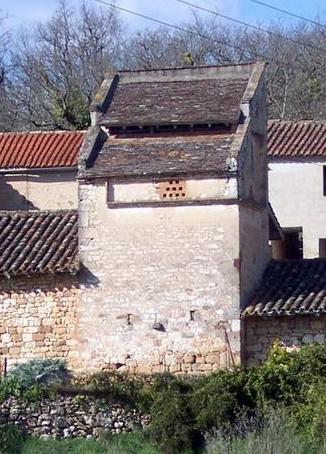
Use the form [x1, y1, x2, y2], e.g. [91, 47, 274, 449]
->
[1, 0, 326, 32]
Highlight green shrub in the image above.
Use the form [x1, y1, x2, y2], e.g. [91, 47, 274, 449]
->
[8, 359, 71, 389]
[248, 343, 326, 408]
[192, 368, 255, 435]
[0, 425, 24, 454]
[84, 371, 147, 408]
[290, 382, 326, 448]
[0, 376, 44, 404]
[0, 359, 71, 404]
[248, 348, 298, 407]
[147, 374, 200, 453]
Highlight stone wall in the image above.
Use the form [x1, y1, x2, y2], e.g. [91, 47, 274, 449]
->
[77, 180, 241, 373]
[245, 315, 326, 364]
[0, 274, 78, 371]
[0, 395, 148, 439]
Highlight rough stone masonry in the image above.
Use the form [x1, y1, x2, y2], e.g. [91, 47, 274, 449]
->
[74, 63, 271, 373]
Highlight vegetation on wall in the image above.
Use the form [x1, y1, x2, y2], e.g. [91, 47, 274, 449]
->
[1, 343, 326, 452]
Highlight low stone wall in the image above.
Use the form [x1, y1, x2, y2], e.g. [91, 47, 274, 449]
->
[0, 274, 78, 372]
[0, 395, 149, 439]
[245, 315, 326, 364]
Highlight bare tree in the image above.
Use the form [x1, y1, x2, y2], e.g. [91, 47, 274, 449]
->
[123, 15, 326, 121]
[0, 12, 13, 131]
[9, 0, 122, 130]
[4, 3, 326, 129]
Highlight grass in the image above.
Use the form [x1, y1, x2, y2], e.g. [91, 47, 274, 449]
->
[18, 432, 160, 454]
[2, 418, 325, 454]
[205, 412, 320, 454]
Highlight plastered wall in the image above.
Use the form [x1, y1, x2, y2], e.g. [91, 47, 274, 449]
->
[269, 160, 326, 258]
[0, 171, 77, 210]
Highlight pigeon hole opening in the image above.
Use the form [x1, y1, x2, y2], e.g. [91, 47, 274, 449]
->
[157, 180, 186, 200]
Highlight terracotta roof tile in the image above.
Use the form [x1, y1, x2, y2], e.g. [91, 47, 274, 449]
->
[0, 210, 78, 276]
[243, 259, 326, 317]
[268, 120, 326, 157]
[0, 131, 84, 169]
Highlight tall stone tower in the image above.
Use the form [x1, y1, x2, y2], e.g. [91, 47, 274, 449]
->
[75, 63, 271, 373]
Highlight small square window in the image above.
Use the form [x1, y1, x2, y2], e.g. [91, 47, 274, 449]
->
[156, 180, 186, 200]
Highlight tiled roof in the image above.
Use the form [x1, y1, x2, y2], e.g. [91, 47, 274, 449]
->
[0, 131, 84, 169]
[243, 259, 326, 317]
[84, 134, 235, 178]
[0, 210, 78, 276]
[99, 79, 248, 127]
[268, 120, 326, 157]
[93, 64, 262, 128]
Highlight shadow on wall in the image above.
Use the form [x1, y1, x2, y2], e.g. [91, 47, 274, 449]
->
[0, 178, 38, 210]
[79, 265, 101, 289]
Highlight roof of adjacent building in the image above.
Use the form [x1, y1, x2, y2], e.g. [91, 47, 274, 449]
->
[0, 210, 78, 276]
[243, 259, 326, 317]
[93, 64, 262, 128]
[0, 131, 84, 169]
[268, 120, 326, 158]
[83, 134, 235, 178]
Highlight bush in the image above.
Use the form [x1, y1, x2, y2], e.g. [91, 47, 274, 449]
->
[192, 368, 255, 435]
[8, 359, 71, 389]
[0, 359, 71, 404]
[147, 374, 201, 453]
[0, 425, 24, 454]
[0, 376, 44, 404]
[84, 371, 147, 408]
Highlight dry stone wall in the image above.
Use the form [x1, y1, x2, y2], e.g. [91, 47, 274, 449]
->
[0, 395, 148, 439]
[0, 274, 78, 371]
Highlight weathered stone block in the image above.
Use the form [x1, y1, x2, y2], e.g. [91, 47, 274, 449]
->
[205, 354, 220, 364]
[183, 354, 196, 364]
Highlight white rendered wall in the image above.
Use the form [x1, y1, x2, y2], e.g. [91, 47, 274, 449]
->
[269, 160, 326, 258]
[0, 171, 77, 210]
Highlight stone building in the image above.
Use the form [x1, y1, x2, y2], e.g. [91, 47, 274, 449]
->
[75, 62, 274, 373]
[0, 210, 79, 371]
[268, 120, 326, 259]
[2, 64, 326, 374]
[0, 131, 83, 210]
[243, 258, 326, 363]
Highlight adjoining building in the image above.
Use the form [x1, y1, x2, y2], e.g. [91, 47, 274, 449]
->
[0, 210, 79, 372]
[243, 258, 326, 364]
[0, 131, 83, 210]
[268, 120, 326, 259]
